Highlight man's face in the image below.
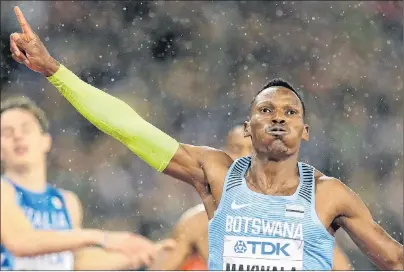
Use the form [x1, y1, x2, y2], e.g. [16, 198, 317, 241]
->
[1, 108, 51, 169]
[225, 126, 252, 160]
[245, 87, 309, 160]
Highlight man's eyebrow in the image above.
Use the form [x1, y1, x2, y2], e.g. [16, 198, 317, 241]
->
[1, 125, 13, 131]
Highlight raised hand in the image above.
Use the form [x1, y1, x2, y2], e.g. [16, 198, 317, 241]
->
[10, 6, 59, 76]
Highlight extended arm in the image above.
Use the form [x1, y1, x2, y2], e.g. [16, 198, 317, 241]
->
[0, 181, 104, 257]
[74, 249, 133, 270]
[64, 191, 136, 270]
[46, 65, 210, 185]
[10, 6, 222, 187]
[332, 180, 403, 270]
[64, 190, 176, 269]
[47, 64, 180, 172]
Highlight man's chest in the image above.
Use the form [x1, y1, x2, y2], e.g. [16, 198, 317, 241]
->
[21, 205, 70, 230]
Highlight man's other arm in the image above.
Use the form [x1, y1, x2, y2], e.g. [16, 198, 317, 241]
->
[331, 179, 403, 270]
[332, 245, 352, 270]
[148, 212, 197, 270]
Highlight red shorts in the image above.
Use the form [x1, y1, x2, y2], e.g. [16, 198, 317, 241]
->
[181, 254, 207, 270]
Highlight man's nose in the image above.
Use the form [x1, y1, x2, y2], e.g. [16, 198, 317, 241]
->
[271, 110, 286, 125]
[271, 117, 285, 125]
[13, 129, 24, 140]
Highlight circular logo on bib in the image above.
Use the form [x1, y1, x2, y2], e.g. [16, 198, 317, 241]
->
[234, 240, 247, 253]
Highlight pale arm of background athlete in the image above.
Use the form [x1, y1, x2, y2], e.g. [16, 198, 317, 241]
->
[329, 178, 403, 270]
[1, 180, 103, 257]
[63, 190, 135, 270]
[63, 190, 173, 270]
[0, 180, 173, 263]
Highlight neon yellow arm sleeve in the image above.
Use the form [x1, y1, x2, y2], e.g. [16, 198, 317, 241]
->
[47, 64, 179, 172]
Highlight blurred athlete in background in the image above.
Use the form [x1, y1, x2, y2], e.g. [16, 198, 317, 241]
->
[152, 126, 352, 271]
[10, 6, 403, 271]
[1, 96, 174, 270]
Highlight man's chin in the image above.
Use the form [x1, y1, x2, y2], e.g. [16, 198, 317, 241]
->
[269, 138, 288, 149]
[10, 159, 33, 169]
[264, 140, 292, 158]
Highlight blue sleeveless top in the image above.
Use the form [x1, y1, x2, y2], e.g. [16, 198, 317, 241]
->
[208, 157, 335, 271]
[1, 176, 74, 270]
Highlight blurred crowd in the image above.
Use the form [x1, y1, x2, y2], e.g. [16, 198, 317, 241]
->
[1, 1, 403, 270]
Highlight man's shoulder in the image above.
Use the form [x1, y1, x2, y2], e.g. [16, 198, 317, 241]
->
[314, 171, 340, 184]
[190, 145, 234, 182]
[59, 189, 81, 209]
[197, 145, 234, 166]
[181, 144, 232, 164]
[175, 144, 233, 174]
[1, 178, 17, 196]
[59, 189, 82, 227]
[313, 169, 351, 196]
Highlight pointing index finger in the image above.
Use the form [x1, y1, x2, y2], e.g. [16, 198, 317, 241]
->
[14, 6, 34, 37]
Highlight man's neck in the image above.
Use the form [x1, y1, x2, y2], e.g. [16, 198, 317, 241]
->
[4, 163, 47, 192]
[247, 152, 300, 195]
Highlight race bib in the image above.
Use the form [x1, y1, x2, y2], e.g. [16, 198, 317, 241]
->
[223, 236, 304, 271]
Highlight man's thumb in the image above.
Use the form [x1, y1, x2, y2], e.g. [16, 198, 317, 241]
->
[11, 33, 28, 50]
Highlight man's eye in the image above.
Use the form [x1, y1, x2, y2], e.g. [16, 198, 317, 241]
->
[286, 109, 297, 115]
[1, 129, 13, 138]
[260, 108, 272, 113]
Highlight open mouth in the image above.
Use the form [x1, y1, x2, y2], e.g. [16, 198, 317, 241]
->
[14, 146, 28, 155]
[266, 126, 287, 136]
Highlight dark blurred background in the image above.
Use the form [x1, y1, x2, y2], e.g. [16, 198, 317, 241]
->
[1, 1, 403, 270]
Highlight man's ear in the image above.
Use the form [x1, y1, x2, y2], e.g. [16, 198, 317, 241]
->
[43, 133, 52, 153]
[302, 124, 309, 141]
[244, 121, 251, 137]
